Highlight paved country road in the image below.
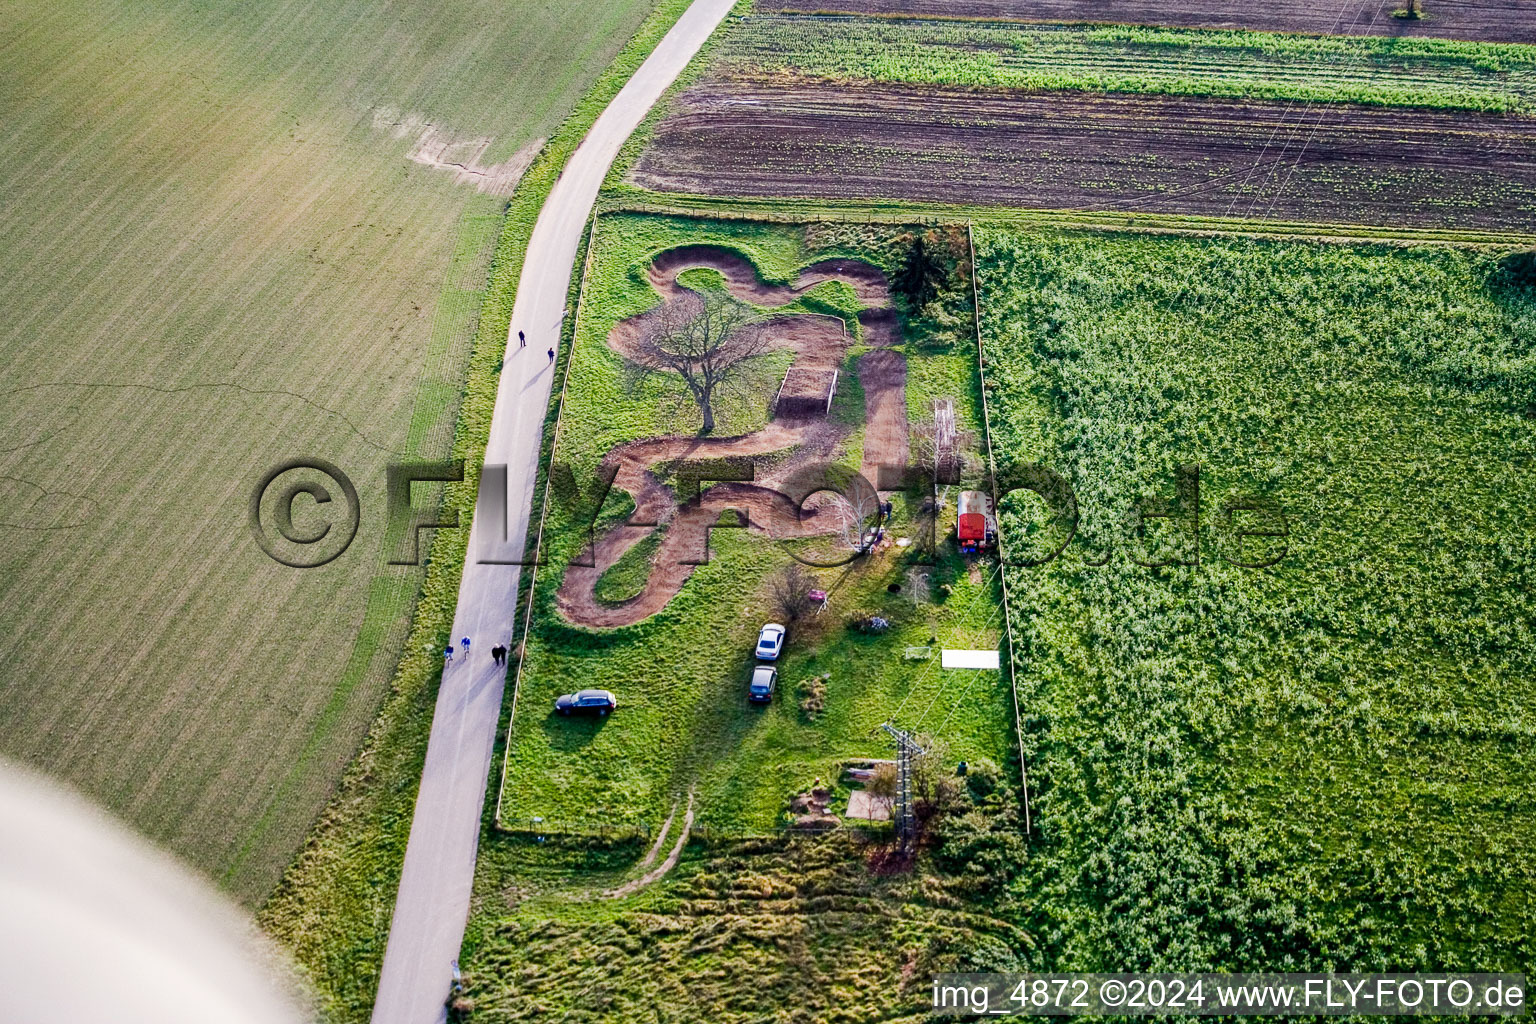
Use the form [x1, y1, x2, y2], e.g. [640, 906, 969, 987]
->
[369, 3, 738, 1022]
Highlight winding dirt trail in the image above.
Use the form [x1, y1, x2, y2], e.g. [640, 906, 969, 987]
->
[556, 246, 908, 629]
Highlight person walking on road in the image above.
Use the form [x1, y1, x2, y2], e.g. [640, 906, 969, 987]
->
[547, 347, 555, 362]
[518, 330, 525, 348]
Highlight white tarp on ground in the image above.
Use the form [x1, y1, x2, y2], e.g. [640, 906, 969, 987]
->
[941, 649, 1000, 670]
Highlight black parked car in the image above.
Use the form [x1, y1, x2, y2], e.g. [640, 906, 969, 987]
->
[748, 665, 777, 704]
[554, 689, 617, 716]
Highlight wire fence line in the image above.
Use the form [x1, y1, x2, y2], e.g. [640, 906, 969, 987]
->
[493, 213, 601, 830]
[494, 818, 894, 844]
[968, 222, 1032, 837]
[490, 204, 1028, 838]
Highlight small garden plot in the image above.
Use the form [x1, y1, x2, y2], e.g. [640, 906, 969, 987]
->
[498, 212, 1014, 835]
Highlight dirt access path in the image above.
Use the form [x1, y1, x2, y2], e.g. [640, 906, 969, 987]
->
[604, 789, 697, 897]
[556, 245, 908, 629]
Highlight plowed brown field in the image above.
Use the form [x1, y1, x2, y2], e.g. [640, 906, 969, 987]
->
[630, 80, 1536, 230]
[759, 0, 1536, 43]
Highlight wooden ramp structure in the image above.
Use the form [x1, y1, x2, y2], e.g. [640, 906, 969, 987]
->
[772, 366, 838, 417]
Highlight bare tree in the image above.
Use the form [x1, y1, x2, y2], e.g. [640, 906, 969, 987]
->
[908, 398, 976, 557]
[820, 484, 882, 555]
[627, 289, 765, 435]
[867, 764, 898, 819]
[770, 563, 817, 622]
[806, 464, 883, 555]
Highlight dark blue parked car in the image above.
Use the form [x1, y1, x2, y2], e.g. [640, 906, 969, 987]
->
[748, 665, 777, 704]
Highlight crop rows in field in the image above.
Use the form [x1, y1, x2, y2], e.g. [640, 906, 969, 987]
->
[759, 0, 1536, 44]
[720, 17, 1536, 112]
[630, 79, 1536, 231]
[977, 228, 1536, 970]
[0, 0, 656, 905]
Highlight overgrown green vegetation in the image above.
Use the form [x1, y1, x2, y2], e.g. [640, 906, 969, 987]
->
[498, 212, 1014, 835]
[977, 228, 1536, 969]
[719, 16, 1536, 111]
[459, 773, 1031, 1020]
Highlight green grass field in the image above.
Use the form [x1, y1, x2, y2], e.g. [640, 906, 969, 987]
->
[976, 228, 1536, 969]
[497, 212, 1016, 835]
[0, 0, 658, 905]
[719, 16, 1536, 111]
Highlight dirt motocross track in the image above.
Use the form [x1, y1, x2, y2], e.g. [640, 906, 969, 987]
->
[555, 247, 909, 629]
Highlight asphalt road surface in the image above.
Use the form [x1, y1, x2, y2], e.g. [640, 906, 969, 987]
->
[369, 3, 738, 1021]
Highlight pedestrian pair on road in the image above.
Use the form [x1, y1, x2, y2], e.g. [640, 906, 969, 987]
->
[490, 644, 508, 665]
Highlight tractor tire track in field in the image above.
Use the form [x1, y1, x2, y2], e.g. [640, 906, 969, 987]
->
[632, 81, 1536, 231]
[0, 379, 403, 455]
[634, 799, 681, 872]
[555, 245, 908, 629]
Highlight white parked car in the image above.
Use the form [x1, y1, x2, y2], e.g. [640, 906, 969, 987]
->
[755, 622, 786, 661]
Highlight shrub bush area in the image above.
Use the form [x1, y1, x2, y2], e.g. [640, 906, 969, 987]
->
[459, 778, 1032, 1020]
[977, 227, 1536, 970]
